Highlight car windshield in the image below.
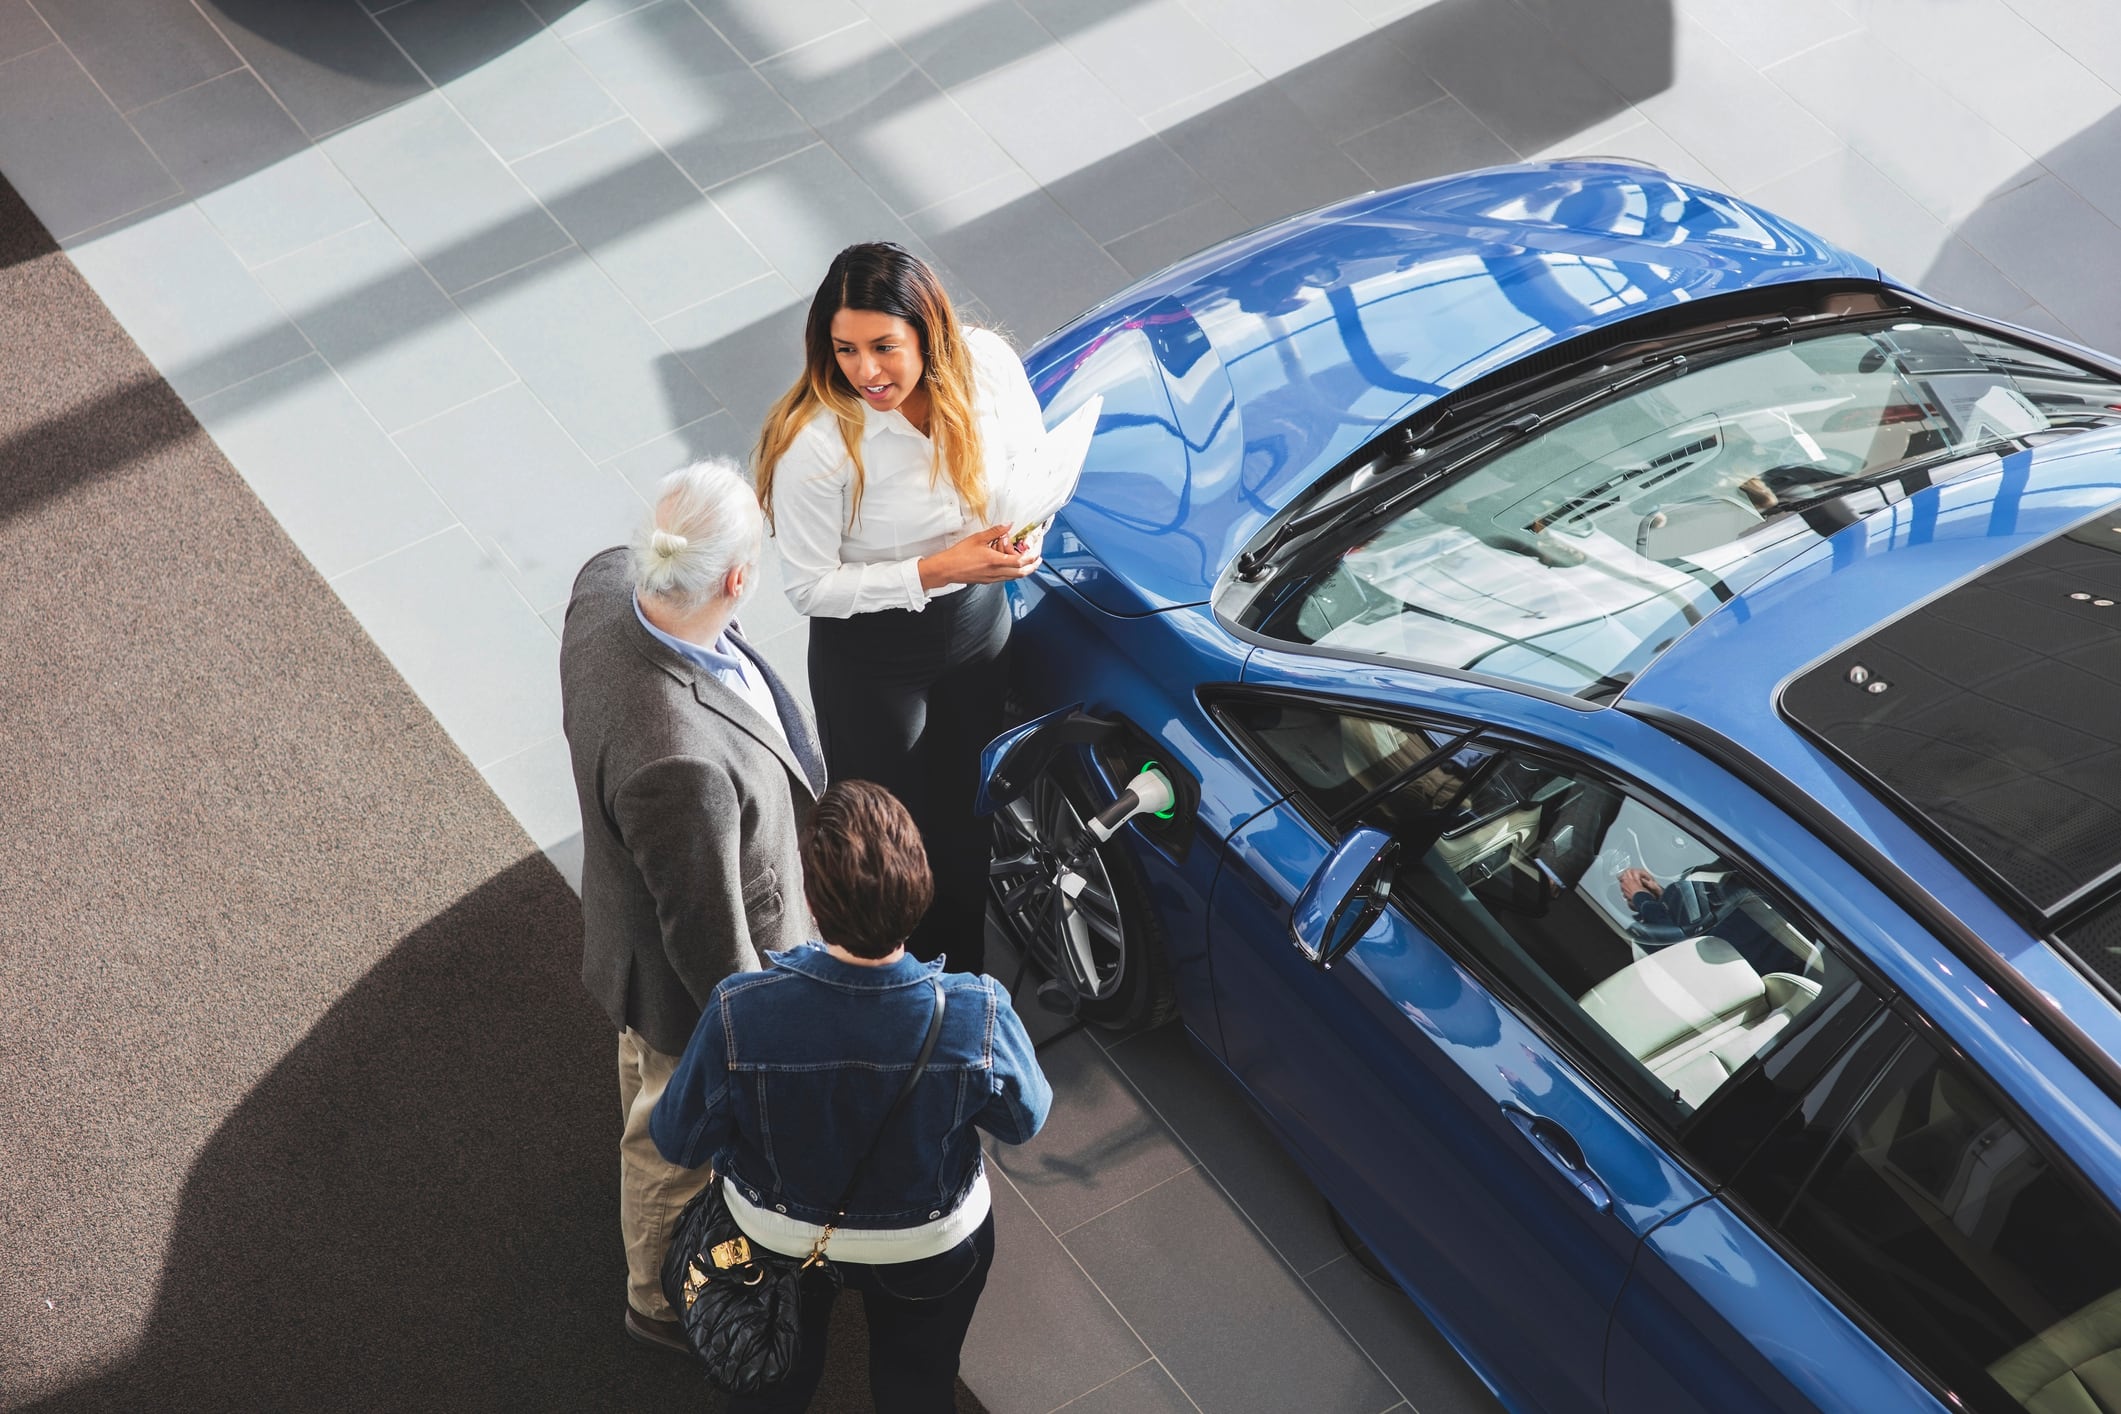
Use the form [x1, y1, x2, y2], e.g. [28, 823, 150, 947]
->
[1251, 322, 2121, 699]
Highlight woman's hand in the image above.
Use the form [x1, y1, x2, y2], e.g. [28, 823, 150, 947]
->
[918, 524, 1042, 590]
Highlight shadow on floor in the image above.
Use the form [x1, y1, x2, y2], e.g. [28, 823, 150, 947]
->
[1922, 106, 2121, 352]
[17, 856, 948, 1414]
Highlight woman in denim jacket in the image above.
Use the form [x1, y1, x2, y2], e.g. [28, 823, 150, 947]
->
[652, 780, 1052, 1413]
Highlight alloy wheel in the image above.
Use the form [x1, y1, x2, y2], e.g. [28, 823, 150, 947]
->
[988, 771, 1129, 1002]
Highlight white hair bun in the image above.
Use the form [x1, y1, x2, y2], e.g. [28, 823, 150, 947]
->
[649, 529, 689, 560]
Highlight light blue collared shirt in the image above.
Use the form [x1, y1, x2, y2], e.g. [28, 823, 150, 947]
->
[634, 594, 788, 747]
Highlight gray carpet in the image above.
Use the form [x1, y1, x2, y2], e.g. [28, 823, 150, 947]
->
[0, 175, 977, 1414]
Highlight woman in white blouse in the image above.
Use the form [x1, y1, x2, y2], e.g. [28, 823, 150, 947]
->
[754, 243, 1045, 974]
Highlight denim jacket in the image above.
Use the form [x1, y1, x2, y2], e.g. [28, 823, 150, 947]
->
[650, 944, 1052, 1228]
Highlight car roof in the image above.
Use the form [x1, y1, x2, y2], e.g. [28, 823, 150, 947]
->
[1624, 430, 2121, 1057]
[1026, 160, 1879, 614]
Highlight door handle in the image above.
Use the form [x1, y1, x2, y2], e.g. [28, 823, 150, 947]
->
[1501, 1103, 1612, 1214]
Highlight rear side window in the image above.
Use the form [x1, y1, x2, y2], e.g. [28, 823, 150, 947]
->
[1732, 1016, 2121, 1412]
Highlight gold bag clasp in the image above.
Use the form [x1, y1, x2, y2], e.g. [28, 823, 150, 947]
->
[710, 1236, 752, 1269]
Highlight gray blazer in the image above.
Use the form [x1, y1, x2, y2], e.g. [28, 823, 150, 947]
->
[560, 547, 827, 1057]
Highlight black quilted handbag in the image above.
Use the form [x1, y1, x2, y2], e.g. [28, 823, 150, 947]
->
[660, 977, 945, 1394]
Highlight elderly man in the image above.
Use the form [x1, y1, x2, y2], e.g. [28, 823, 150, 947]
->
[559, 458, 825, 1354]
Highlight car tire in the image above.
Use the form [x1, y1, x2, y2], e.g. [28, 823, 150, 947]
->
[988, 757, 1178, 1032]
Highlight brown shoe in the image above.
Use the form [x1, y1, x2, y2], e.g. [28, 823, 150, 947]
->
[624, 1307, 691, 1356]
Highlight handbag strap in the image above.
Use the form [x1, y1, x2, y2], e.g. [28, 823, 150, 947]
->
[803, 975, 946, 1265]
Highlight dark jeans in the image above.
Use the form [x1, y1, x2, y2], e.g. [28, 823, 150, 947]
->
[807, 582, 1008, 976]
[727, 1214, 996, 1414]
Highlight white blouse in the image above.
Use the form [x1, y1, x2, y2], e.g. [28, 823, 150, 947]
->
[769, 326, 1046, 619]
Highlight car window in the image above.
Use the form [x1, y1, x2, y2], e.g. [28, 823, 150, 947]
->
[1249, 322, 2121, 699]
[1220, 698, 1853, 1117]
[1390, 750, 1853, 1116]
[1214, 695, 1445, 822]
[1732, 1016, 2121, 1414]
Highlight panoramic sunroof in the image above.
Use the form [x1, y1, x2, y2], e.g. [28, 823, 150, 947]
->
[1782, 499, 2121, 922]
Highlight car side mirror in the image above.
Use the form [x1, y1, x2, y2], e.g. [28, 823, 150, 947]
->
[1291, 826, 1401, 969]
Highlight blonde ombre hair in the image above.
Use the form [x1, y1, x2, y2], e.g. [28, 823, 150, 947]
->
[754, 243, 986, 531]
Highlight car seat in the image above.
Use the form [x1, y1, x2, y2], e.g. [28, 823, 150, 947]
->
[1577, 938, 1822, 1108]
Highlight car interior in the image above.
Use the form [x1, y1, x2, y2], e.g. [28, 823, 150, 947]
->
[1231, 695, 1842, 1115]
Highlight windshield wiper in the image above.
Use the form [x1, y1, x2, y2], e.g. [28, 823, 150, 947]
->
[1771, 435, 2033, 513]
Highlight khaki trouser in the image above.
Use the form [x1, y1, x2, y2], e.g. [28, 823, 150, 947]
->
[617, 1027, 711, 1321]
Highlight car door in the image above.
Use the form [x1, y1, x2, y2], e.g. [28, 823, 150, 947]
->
[1615, 998, 2121, 1414]
[1203, 690, 1872, 1413]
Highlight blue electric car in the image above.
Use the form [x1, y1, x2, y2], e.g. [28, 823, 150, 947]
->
[976, 161, 2121, 1413]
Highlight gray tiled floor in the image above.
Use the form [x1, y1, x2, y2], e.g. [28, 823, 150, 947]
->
[9, 0, 2121, 1408]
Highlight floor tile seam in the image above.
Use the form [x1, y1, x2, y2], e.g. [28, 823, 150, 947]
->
[1952, 160, 2121, 287]
[1166, 0, 1367, 91]
[376, 266, 679, 551]
[243, 210, 548, 444]
[1096, 1032, 1330, 1277]
[884, 39, 1053, 223]
[1137, 71, 1258, 136]
[1044, 1156, 1398, 1411]
[1295, 1255, 1424, 1411]
[984, 1162, 1163, 1392]
[544, 0, 661, 44]
[164, 316, 323, 403]
[1892, 0, 2121, 113]
[1045, 0, 1260, 121]
[249, 218, 382, 276]
[1586, 117, 1730, 191]
[647, 269, 797, 334]
[1743, 19, 1866, 76]
[502, 111, 637, 167]
[176, 0, 345, 144]
[1326, 91, 1460, 156]
[475, 729, 567, 775]
[380, 368, 630, 585]
[1047, 1355, 1211, 1414]
[1427, 0, 1636, 136]
[1048, 1158, 1201, 1240]
[989, 1, 1183, 154]
[442, 243, 584, 299]
[0, 32, 56, 69]
[1755, 29, 2045, 216]
[1040, 1355, 1159, 1414]
[1735, 135, 2040, 317]
[374, 377, 526, 440]
[2011, 160, 2121, 242]
[687, 3, 868, 69]
[594, 412, 727, 475]
[323, 521, 466, 587]
[896, 167, 1033, 227]
[1419, 71, 1547, 167]
[541, 3, 826, 225]
[1709, 136, 1841, 208]
[113, 60, 247, 118]
[695, 140, 830, 199]
[1995, 0, 2121, 97]
[940, 60, 1210, 277]
[20, 14, 192, 210]
[345, 0, 626, 281]
[53, 192, 188, 247]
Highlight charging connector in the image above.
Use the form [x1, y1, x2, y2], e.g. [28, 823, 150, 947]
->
[1084, 765, 1177, 844]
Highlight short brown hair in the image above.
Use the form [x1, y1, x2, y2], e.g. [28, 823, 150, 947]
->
[798, 780, 933, 958]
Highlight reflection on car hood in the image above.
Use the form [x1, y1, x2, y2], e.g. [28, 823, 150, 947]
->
[1023, 160, 1878, 615]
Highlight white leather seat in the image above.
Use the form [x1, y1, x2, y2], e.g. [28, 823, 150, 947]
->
[1577, 938, 1822, 1108]
[1989, 1287, 2121, 1413]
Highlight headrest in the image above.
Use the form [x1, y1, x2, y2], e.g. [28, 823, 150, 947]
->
[1579, 938, 1765, 1061]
